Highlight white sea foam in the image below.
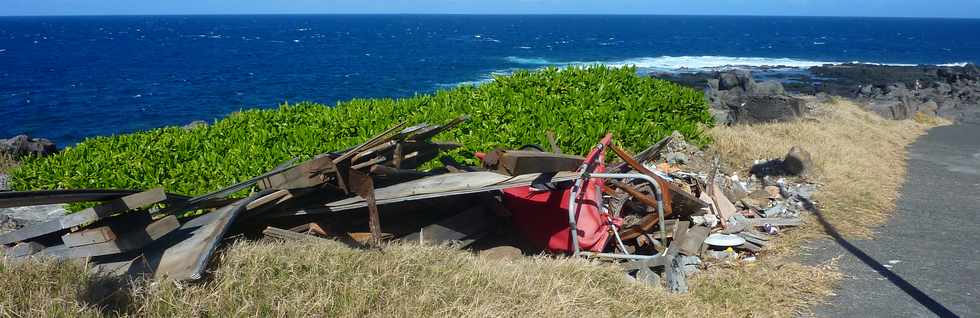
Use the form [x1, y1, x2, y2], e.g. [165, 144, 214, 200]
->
[439, 55, 973, 89]
[501, 55, 962, 72]
[505, 55, 842, 72]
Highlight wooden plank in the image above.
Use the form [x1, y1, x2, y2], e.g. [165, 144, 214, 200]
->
[245, 189, 290, 210]
[257, 155, 338, 190]
[266, 171, 580, 218]
[61, 210, 154, 247]
[0, 189, 190, 209]
[494, 151, 584, 176]
[41, 215, 180, 258]
[609, 136, 671, 173]
[0, 188, 167, 245]
[149, 199, 247, 281]
[744, 217, 802, 227]
[401, 205, 491, 248]
[665, 220, 691, 293]
[263, 226, 331, 242]
[678, 225, 710, 256]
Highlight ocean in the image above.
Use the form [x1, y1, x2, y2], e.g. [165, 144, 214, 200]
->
[2, 15, 979, 145]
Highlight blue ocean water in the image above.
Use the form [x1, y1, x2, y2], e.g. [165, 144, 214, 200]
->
[2, 15, 979, 146]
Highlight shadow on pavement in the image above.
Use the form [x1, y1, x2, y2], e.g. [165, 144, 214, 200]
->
[805, 198, 960, 318]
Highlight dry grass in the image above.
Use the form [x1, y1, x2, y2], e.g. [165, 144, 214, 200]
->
[1, 239, 840, 318]
[709, 98, 940, 238]
[0, 153, 16, 174]
[0, 99, 937, 317]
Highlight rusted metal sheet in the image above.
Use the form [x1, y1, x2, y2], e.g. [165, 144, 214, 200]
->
[0, 188, 168, 245]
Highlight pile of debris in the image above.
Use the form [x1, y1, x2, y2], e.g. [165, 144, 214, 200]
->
[0, 117, 816, 292]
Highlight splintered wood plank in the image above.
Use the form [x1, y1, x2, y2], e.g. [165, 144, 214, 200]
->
[41, 215, 180, 259]
[257, 155, 339, 190]
[0, 189, 184, 209]
[0, 188, 167, 245]
[149, 198, 247, 281]
[494, 151, 584, 176]
[263, 226, 330, 242]
[269, 171, 580, 218]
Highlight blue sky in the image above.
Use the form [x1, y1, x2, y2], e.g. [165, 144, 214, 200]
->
[3, 0, 980, 18]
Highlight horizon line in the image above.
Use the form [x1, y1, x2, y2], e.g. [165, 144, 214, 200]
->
[1, 13, 979, 20]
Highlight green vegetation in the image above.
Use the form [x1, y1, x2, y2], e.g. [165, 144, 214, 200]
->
[11, 66, 711, 196]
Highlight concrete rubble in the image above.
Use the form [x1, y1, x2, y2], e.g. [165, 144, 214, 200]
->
[0, 118, 818, 293]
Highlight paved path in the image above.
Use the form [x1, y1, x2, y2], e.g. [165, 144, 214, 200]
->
[805, 124, 980, 318]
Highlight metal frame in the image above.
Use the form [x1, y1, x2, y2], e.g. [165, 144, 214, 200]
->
[567, 172, 667, 260]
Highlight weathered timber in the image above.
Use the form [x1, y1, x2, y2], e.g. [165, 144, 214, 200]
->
[487, 150, 584, 176]
[609, 135, 672, 173]
[61, 211, 155, 247]
[0, 188, 167, 245]
[257, 155, 339, 190]
[263, 226, 331, 242]
[148, 190, 277, 281]
[0, 189, 187, 209]
[267, 171, 579, 218]
[678, 225, 710, 256]
[744, 217, 803, 227]
[41, 215, 179, 259]
[665, 220, 691, 293]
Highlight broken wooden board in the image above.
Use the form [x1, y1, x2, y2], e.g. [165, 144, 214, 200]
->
[257, 155, 339, 190]
[263, 226, 331, 242]
[711, 182, 738, 226]
[744, 217, 803, 227]
[678, 225, 710, 256]
[401, 205, 491, 248]
[268, 171, 579, 218]
[61, 210, 155, 247]
[0, 188, 168, 245]
[39, 215, 179, 259]
[0, 189, 187, 209]
[146, 197, 250, 281]
[485, 150, 584, 176]
[609, 136, 672, 173]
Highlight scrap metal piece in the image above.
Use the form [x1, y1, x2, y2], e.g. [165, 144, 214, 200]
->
[0, 188, 168, 245]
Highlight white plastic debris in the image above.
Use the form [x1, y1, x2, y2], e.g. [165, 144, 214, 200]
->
[704, 233, 746, 247]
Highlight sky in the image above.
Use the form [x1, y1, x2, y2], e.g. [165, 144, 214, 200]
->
[2, 0, 980, 19]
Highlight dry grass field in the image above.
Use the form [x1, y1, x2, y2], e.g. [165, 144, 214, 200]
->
[0, 99, 941, 317]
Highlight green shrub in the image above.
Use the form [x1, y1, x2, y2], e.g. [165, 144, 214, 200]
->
[11, 66, 711, 196]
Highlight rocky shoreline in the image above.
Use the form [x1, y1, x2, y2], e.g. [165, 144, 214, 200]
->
[655, 63, 980, 124]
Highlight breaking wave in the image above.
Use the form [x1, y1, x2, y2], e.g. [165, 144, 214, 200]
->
[502, 55, 938, 72]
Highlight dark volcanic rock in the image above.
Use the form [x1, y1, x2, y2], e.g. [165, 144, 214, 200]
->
[0, 135, 58, 158]
[704, 70, 805, 125]
[729, 95, 806, 124]
[655, 63, 980, 123]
